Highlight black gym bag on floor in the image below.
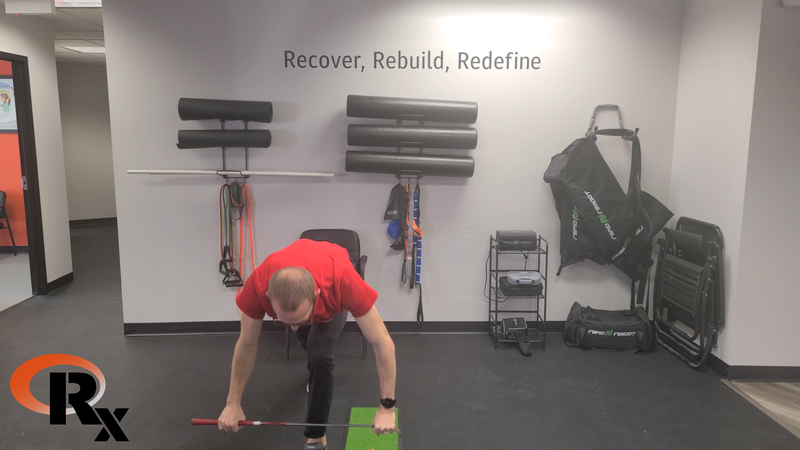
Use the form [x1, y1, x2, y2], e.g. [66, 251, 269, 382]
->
[563, 302, 655, 353]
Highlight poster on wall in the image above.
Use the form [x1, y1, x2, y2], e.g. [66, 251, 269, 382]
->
[0, 76, 16, 132]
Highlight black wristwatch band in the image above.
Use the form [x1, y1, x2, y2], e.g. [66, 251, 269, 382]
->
[380, 397, 396, 409]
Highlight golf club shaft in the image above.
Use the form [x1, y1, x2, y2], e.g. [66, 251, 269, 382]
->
[191, 418, 401, 435]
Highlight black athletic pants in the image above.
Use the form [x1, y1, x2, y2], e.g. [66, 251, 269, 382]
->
[294, 312, 347, 439]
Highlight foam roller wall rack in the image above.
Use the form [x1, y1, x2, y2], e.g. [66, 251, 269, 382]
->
[344, 94, 478, 178]
[128, 97, 333, 178]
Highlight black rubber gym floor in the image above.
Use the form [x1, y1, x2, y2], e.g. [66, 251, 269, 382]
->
[0, 224, 797, 449]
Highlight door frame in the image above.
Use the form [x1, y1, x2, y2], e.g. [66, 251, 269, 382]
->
[0, 51, 47, 296]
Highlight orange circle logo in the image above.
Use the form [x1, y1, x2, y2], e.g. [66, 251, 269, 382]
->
[10, 354, 106, 415]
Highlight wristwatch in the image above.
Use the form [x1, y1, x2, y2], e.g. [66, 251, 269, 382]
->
[380, 397, 396, 409]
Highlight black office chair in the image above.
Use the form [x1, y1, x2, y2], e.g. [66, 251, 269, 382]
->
[284, 229, 369, 360]
[0, 191, 16, 256]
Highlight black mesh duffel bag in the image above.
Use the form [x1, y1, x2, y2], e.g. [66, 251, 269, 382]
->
[563, 302, 655, 353]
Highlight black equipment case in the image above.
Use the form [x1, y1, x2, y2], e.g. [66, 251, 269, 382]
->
[499, 276, 543, 297]
[495, 230, 539, 251]
[563, 302, 655, 353]
[500, 318, 531, 357]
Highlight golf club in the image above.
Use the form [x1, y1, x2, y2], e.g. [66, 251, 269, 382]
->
[191, 418, 402, 435]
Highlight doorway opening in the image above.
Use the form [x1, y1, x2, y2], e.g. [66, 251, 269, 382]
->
[0, 51, 46, 312]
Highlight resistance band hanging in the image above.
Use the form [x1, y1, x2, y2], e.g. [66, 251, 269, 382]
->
[402, 183, 413, 285]
[411, 184, 424, 325]
[219, 183, 241, 287]
[237, 183, 255, 295]
[398, 183, 422, 285]
[384, 179, 424, 324]
[219, 180, 255, 289]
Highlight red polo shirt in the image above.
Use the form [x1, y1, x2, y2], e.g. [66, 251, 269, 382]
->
[236, 239, 378, 322]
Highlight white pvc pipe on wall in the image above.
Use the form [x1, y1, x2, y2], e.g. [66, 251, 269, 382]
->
[127, 169, 335, 178]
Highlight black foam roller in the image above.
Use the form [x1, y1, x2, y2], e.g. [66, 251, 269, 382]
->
[345, 151, 474, 178]
[178, 98, 273, 123]
[347, 95, 478, 124]
[348, 125, 477, 149]
[176, 130, 272, 149]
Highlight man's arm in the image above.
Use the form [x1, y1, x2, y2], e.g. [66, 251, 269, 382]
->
[218, 310, 263, 432]
[354, 305, 397, 434]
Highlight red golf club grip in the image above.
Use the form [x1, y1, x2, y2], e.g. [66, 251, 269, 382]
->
[191, 419, 256, 426]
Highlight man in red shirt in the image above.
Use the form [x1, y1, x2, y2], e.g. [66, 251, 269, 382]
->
[218, 239, 397, 450]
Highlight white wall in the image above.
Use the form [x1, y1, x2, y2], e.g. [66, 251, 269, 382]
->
[0, 12, 73, 283]
[57, 62, 117, 221]
[105, 0, 684, 324]
[669, 0, 763, 364]
[729, 1, 800, 367]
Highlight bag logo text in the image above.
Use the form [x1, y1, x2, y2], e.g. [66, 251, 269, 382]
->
[572, 209, 579, 240]
[583, 191, 617, 240]
[587, 329, 636, 337]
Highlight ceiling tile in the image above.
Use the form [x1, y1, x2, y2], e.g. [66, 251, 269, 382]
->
[45, 6, 106, 65]
[53, 31, 75, 39]
[52, 20, 102, 31]
[57, 57, 105, 66]
[60, 30, 104, 39]
[56, 54, 89, 62]
[56, 51, 105, 61]
[57, 8, 103, 21]
[47, 10, 76, 21]
[54, 39, 94, 47]
[55, 46, 81, 54]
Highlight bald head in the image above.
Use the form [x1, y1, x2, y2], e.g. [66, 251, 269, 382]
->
[268, 267, 315, 312]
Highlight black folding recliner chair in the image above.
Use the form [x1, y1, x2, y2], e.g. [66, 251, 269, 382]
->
[653, 217, 724, 368]
[0, 191, 17, 256]
[284, 229, 369, 360]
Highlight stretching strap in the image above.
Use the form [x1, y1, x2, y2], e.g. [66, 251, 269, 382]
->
[400, 183, 422, 285]
[412, 184, 423, 325]
[236, 184, 255, 296]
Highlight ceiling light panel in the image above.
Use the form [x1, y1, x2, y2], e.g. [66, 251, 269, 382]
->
[55, 0, 102, 7]
[62, 46, 106, 54]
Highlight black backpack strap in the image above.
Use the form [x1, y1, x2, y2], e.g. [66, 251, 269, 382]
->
[516, 336, 531, 357]
[593, 127, 637, 140]
[416, 284, 424, 326]
[595, 128, 652, 236]
[629, 267, 651, 312]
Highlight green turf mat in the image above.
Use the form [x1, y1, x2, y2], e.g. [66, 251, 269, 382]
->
[344, 407, 399, 450]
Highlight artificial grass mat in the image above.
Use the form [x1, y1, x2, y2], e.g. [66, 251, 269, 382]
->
[344, 407, 400, 450]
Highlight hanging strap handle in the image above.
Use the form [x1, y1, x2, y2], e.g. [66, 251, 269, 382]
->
[516, 336, 532, 357]
[592, 127, 653, 248]
[629, 267, 651, 311]
[585, 104, 624, 138]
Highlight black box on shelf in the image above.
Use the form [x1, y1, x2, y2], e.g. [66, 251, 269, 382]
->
[499, 276, 543, 297]
[496, 230, 538, 251]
